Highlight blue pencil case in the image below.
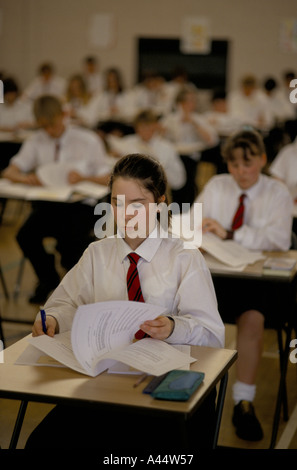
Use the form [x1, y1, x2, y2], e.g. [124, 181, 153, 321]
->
[151, 370, 205, 401]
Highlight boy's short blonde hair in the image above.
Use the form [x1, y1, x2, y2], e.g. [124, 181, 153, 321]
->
[33, 95, 63, 123]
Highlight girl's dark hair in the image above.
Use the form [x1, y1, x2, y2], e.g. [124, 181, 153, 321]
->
[109, 153, 168, 201]
[109, 153, 171, 224]
[221, 128, 265, 162]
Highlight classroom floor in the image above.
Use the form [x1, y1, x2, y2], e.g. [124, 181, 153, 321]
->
[0, 199, 297, 451]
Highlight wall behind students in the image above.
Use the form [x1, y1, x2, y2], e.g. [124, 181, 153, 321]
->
[0, 0, 296, 92]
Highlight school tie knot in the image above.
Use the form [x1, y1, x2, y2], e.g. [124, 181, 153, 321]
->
[239, 193, 246, 204]
[128, 252, 141, 266]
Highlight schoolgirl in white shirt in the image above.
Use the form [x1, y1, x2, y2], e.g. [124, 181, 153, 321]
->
[26, 153, 224, 450]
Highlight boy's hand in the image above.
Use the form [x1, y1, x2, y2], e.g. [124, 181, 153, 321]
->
[202, 218, 227, 239]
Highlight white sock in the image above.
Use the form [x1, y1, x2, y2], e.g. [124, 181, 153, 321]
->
[232, 380, 256, 405]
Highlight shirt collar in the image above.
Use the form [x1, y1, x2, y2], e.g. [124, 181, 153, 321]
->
[244, 174, 263, 200]
[41, 125, 70, 145]
[57, 125, 70, 146]
[116, 224, 162, 263]
[233, 173, 264, 201]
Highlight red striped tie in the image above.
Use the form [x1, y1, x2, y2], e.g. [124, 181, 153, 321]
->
[127, 253, 146, 339]
[232, 194, 246, 230]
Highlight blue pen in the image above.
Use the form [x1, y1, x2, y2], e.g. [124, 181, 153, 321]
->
[40, 307, 47, 334]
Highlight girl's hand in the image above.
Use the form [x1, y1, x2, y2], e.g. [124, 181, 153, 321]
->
[32, 316, 57, 337]
[138, 316, 174, 340]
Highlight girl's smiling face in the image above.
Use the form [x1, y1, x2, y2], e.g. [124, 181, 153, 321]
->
[111, 176, 164, 249]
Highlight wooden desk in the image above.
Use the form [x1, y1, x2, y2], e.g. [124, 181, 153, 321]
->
[0, 336, 237, 449]
[208, 250, 297, 449]
[210, 250, 297, 282]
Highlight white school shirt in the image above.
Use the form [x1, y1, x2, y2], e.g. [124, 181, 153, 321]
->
[10, 125, 110, 177]
[77, 90, 134, 127]
[161, 108, 219, 159]
[228, 89, 274, 131]
[0, 99, 34, 129]
[269, 140, 297, 199]
[83, 72, 104, 96]
[22, 75, 66, 101]
[195, 173, 292, 251]
[203, 110, 245, 137]
[274, 87, 297, 121]
[107, 134, 186, 190]
[41, 227, 225, 348]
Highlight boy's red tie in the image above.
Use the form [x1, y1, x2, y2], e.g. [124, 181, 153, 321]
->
[232, 194, 246, 230]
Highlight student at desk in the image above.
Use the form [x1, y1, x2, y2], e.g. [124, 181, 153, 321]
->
[3, 95, 111, 304]
[26, 153, 224, 450]
[161, 87, 218, 205]
[0, 78, 34, 133]
[194, 129, 292, 441]
[107, 109, 187, 197]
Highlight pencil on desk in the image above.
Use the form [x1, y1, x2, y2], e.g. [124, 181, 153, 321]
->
[133, 373, 148, 388]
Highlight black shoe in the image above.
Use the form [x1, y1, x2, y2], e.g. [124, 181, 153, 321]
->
[232, 400, 263, 441]
[29, 280, 59, 304]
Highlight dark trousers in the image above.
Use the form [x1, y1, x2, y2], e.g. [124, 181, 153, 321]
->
[25, 389, 216, 450]
[16, 201, 95, 285]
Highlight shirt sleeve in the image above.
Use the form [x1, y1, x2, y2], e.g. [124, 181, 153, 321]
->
[234, 183, 293, 251]
[10, 137, 39, 172]
[85, 133, 112, 176]
[165, 249, 225, 348]
[269, 147, 290, 181]
[157, 142, 186, 190]
[192, 115, 219, 147]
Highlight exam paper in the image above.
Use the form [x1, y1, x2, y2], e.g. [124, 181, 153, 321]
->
[70, 301, 168, 376]
[103, 339, 196, 377]
[26, 301, 194, 377]
[28, 331, 92, 375]
[201, 233, 265, 268]
[0, 179, 73, 201]
[15, 344, 66, 368]
[0, 178, 109, 202]
[108, 344, 192, 374]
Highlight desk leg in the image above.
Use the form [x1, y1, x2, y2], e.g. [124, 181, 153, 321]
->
[269, 325, 292, 449]
[277, 327, 289, 421]
[212, 372, 228, 449]
[9, 400, 28, 449]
